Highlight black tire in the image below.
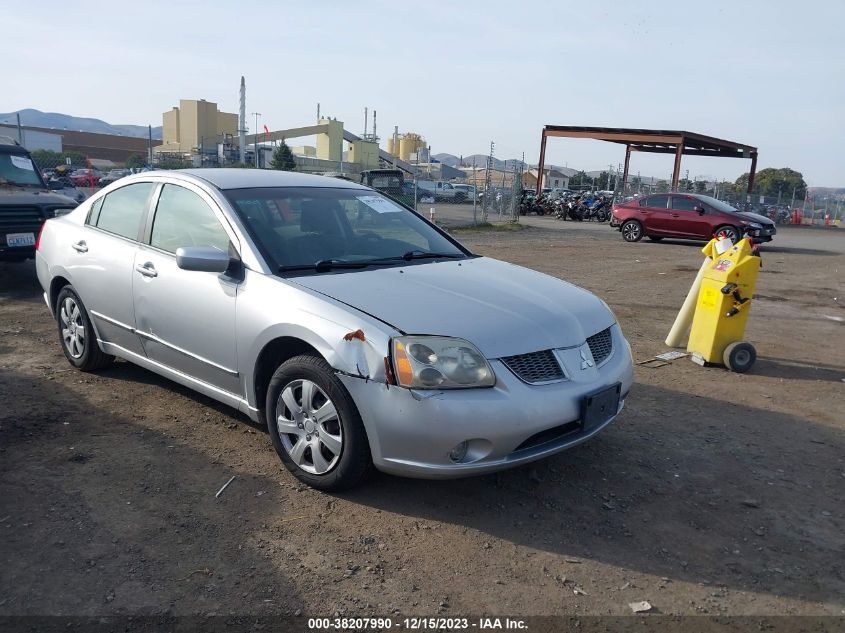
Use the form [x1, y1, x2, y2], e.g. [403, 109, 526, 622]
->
[723, 341, 756, 373]
[647, 236, 664, 242]
[454, 193, 466, 204]
[621, 219, 644, 242]
[715, 225, 740, 244]
[55, 286, 114, 372]
[266, 355, 372, 491]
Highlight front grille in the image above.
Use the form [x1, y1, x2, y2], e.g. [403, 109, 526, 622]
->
[586, 327, 613, 365]
[0, 206, 43, 229]
[501, 349, 564, 384]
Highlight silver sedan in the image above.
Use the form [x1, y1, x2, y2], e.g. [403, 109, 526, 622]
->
[36, 169, 634, 490]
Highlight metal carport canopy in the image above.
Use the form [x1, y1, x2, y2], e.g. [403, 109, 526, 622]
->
[536, 125, 758, 195]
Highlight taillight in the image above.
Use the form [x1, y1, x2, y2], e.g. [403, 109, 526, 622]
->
[35, 223, 45, 251]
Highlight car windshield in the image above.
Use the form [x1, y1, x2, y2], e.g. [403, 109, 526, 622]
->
[224, 187, 468, 273]
[0, 153, 43, 187]
[695, 194, 739, 214]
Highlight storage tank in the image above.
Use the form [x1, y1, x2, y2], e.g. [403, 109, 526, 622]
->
[387, 137, 395, 156]
[399, 133, 424, 162]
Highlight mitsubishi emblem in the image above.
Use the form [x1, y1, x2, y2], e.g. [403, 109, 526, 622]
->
[580, 347, 594, 370]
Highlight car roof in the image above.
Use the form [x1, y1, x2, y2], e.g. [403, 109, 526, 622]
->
[0, 135, 30, 155]
[174, 168, 370, 191]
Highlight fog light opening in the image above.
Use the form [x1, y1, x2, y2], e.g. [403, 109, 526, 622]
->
[449, 441, 469, 463]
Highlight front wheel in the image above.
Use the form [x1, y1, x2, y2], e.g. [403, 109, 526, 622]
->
[621, 219, 644, 242]
[55, 286, 114, 371]
[266, 355, 372, 491]
[715, 225, 740, 244]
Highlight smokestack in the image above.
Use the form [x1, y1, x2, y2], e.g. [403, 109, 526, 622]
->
[372, 110, 377, 143]
[239, 76, 246, 164]
[317, 102, 320, 122]
[364, 107, 368, 136]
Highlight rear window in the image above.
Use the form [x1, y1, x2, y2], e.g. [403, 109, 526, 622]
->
[93, 182, 155, 241]
[0, 152, 43, 187]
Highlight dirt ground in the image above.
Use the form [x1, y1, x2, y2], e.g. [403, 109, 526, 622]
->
[0, 220, 843, 623]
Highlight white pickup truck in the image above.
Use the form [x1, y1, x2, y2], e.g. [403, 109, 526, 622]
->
[416, 180, 468, 203]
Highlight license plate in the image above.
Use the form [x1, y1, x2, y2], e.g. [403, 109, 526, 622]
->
[581, 383, 621, 431]
[6, 232, 36, 247]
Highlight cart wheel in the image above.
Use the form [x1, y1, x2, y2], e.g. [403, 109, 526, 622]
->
[723, 341, 756, 373]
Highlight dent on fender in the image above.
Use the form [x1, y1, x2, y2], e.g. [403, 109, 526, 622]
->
[337, 328, 390, 382]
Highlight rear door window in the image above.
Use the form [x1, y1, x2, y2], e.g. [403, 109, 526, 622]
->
[93, 182, 155, 241]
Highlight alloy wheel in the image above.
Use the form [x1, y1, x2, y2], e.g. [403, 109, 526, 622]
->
[622, 221, 642, 241]
[276, 379, 343, 475]
[60, 297, 85, 358]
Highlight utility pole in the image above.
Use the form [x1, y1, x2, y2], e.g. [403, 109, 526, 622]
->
[16, 112, 23, 145]
[148, 125, 153, 167]
[252, 112, 261, 168]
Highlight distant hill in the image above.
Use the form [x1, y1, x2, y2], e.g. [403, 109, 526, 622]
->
[0, 108, 162, 139]
[433, 153, 529, 171]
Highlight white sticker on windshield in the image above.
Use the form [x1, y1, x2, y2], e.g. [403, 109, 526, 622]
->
[10, 155, 34, 171]
[357, 195, 400, 214]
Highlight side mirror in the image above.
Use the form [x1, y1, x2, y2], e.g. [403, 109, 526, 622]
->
[176, 246, 231, 273]
[694, 206, 705, 215]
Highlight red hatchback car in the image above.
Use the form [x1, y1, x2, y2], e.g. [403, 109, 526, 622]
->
[610, 193, 777, 244]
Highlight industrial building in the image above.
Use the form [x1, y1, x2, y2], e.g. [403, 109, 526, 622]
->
[0, 124, 159, 164]
[155, 99, 238, 156]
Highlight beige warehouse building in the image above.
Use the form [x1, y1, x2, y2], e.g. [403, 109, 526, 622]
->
[156, 99, 238, 155]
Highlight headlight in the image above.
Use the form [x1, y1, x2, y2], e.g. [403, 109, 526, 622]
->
[747, 222, 762, 229]
[391, 336, 495, 389]
[52, 208, 75, 217]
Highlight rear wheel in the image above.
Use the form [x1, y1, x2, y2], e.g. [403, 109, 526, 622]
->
[266, 355, 371, 491]
[621, 219, 644, 242]
[55, 286, 114, 372]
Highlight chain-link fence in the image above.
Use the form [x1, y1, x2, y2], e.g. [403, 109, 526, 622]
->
[21, 143, 843, 228]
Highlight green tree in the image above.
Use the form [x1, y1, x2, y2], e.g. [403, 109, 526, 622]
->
[655, 180, 670, 193]
[694, 180, 707, 194]
[125, 153, 145, 169]
[270, 142, 296, 171]
[734, 167, 806, 199]
[29, 149, 87, 170]
[156, 158, 192, 170]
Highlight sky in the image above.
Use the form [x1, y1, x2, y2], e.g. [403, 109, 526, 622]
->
[2, 0, 843, 186]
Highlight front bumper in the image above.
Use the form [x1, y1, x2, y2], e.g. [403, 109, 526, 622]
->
[339, 324, 634, 478]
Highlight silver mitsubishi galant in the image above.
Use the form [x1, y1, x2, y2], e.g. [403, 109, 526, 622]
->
[36, 169, 634, 490]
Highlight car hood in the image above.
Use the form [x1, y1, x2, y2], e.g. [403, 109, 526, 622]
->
[0, 188, 79, 206]
[735, 211, 775, 226]
[292, 257, 615, 358]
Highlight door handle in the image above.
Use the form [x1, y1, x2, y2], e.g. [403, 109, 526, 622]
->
[72, 240, 88, 253]
[135, 262, 158, 278]
[671, 213, 680, 218]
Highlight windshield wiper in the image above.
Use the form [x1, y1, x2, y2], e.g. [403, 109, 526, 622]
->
[372, 250, 465, 263]
[279, 259, 376, 273]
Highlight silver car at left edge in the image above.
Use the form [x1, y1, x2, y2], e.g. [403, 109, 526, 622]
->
[36, 169, 634, 490]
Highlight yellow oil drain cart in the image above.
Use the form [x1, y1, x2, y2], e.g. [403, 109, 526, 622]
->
[687, 237, 761, 372]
